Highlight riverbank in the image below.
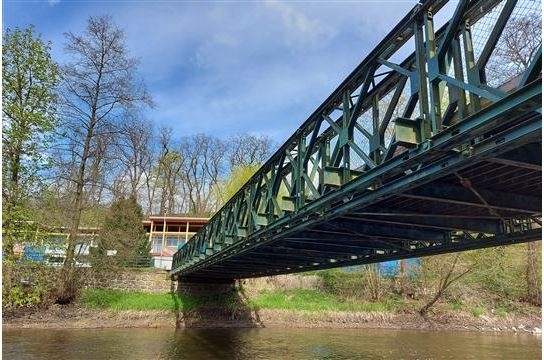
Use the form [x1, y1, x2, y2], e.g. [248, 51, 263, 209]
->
[4, 266, 542, 334]
[3, 302, 541, 334]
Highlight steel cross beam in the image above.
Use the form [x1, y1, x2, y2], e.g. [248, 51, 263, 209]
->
[171, 0, 542, 279]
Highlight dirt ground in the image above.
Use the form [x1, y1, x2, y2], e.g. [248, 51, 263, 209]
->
[2, 304, 176, 329]
[3, 303, 541, 334]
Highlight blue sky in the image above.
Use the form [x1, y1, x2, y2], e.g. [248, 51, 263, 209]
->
[3, 0, 420, 144]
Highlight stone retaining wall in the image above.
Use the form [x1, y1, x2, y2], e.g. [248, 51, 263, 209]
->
[79, 268, 174, 294]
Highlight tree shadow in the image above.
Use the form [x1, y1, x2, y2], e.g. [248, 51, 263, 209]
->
[175, 278, 264, 328]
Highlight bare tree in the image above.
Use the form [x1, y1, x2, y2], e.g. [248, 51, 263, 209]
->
[419, 253, 475, 317]
[115, 115, 154, 200]
[143, 127, 170, 214]
[486, 13, 542, 87]
[181, 134, 227, 216]
[228, 133, 274, 168]
[55, 16, 152, 303]
[144, 127, 185, 215]
[158, 146, 184, 215]
[85, 133, 112, 205]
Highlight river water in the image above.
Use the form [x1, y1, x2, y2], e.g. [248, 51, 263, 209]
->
[3, 327, 540, 359]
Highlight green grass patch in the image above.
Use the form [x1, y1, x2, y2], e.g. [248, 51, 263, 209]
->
[248, 289, 397, 312]
[469, 307, 485, 317]
[448, 299, 464, 311]
[80, 289, 198, 311]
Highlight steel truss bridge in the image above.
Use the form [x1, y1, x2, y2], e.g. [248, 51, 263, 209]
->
[171, 0, 542, 281]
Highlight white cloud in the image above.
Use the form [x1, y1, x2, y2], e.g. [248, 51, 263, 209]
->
[264, 0, 335, 47]
[48, 0, 61, 6]
[116, 1, 420, 141]
[4, 0, 420, 143]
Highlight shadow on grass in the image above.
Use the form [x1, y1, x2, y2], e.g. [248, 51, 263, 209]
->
[175, 278, 264, 328]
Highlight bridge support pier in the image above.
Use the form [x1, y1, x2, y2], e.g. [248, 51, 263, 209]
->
[175, 277, 260, 328]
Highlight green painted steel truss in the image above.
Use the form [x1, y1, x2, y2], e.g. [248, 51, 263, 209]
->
[171, 0, 542, 280]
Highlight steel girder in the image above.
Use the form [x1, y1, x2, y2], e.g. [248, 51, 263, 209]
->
[171, 0, 542, 279]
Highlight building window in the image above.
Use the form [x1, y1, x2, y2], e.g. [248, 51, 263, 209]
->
[75, 243, 90, 255]
[166, 235, 179, 248]
[152, 236, 162, 254]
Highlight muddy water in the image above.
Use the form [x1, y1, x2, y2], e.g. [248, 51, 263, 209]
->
[3, 327, 540, 359]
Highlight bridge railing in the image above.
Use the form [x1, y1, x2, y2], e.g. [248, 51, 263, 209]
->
[172, 0, 542, 276]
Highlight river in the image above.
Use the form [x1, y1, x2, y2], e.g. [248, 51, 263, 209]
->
[3, 327, 540, 359]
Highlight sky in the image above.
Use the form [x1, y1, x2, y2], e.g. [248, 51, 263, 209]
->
[3, 0, 421, 144]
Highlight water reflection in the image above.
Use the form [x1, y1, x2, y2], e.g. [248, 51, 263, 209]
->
[3, 327, 541, 359]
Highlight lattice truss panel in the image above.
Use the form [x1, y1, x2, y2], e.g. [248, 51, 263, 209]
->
[172, 0, 541, 278]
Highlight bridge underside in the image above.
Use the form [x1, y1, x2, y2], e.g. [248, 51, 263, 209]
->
[179, 88, 541, 280]
[181, 155, 540, 281]
[190, 158, 540, 280]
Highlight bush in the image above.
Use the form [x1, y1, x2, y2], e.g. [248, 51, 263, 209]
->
[319, 269, 368, 300]
[2, 261, 57, 309]
[5, 285, 44, 307]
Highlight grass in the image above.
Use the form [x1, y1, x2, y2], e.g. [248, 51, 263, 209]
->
[448, 299, 464, 311]
[248, 289, 400, 312]
[469, 307, 485, 317]
[80, 288, 402, 313]
[80, 289, 198, 311]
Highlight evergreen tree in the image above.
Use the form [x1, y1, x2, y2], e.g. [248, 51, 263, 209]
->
[99, 196, 150, 267]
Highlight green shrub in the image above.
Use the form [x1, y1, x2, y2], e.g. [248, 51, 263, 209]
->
[5, 285, 44, 307]
[2, 262, 57, 309]
[318, 269, 368, 300]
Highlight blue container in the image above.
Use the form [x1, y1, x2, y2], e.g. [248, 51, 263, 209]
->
[23, 245, 45, 261]
[379, 258, 421, 277]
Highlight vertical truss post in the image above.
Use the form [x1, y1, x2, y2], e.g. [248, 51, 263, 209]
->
[425, 10, 443, 134]
[342, 91, 352, 182]
[319, 139, 331, 194]
[265, 167, 279, 222]
[414, 17, 432, 141]
[295, 134, 306, 210]
[370, 93, 383, 163]
[449, 36, 467, 123]
[462, 19, 481, 113]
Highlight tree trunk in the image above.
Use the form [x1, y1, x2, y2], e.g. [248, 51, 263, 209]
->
[419, 289, 443, 317]
[2, 215, 15, 296]
[398, 259, 409, 296]
[56, 185, 84, 304]
[526, 241, 541, 305]
[419, 254, 473, 316]
[3, 261, 13, 298]
[56, 116, 94, 304]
